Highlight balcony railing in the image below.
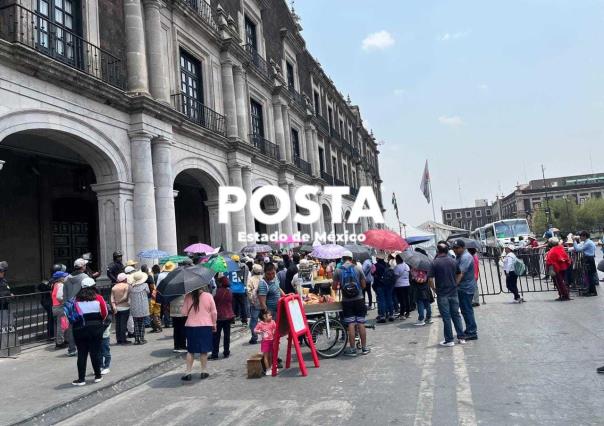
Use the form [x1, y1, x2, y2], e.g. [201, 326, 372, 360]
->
[172, 93, 226, 135]
[314, 114, 329, 134]
[329, 127, 341, 140]
[0, 4, 126, 89]
[180, 0, 218, 31]
[288, 85, 308, 111]
[250, 134, 280, 160]
[334, 178, 345, 187]
[321, 171, 333, 184]
[293, 155, 312, 175]
[244, 44, 271, 80]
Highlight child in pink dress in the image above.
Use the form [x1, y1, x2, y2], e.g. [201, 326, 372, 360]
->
[254, 309, 276, 375]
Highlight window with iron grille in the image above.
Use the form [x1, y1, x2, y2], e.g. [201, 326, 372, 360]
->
[250, 99, 264, 137]
[36, 0, 81, 62]
[180, 50, 203, 119]
[313, 91, 321, 116]
[286, 61, 295, 89]
[244, 16, 257, 52]
[291, 128, 301, 158]
[318, 147, 325, 172]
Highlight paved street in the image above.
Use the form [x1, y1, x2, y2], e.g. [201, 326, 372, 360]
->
[39, 291, 604, 426]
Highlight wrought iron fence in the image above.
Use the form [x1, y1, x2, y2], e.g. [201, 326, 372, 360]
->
[288, 85, 309, 111]
[293, 155, 312, 175]
[244, 44, 271, 80]
[314, 114, 330, 135]
[172, 93, 226, 135]
[0, 4, 126, 89]
[250, 134, 280, 160]
[333, 178, 345, 187]
[180, 0, 218, 31]
[0, 286, 111, 355]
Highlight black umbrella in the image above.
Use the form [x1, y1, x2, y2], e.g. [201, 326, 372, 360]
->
[156, 264, 215, 302]
[343, 244, 372, 262]
[450, 237, 482, 251]
[401, 250, 432, 271]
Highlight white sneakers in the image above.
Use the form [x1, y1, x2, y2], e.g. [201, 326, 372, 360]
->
[101, 368, 110, 375]
[439, 340, 455, 347]
[414, 321, 426, 326]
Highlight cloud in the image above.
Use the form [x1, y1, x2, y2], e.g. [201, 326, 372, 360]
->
[393, 89, 406, 96]
[438, 115, 464, 127]
[437, 31, 470, 42]
[362, 30, 395, 51]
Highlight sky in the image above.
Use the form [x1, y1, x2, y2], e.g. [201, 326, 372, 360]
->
[293, 0, 604, 229]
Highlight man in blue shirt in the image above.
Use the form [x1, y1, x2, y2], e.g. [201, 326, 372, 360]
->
[573, 231, 598, 296]
[429, 242, 466, 346]
[453, 240, 478, 340]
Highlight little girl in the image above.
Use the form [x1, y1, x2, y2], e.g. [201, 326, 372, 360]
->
[254, 309, 276, 376]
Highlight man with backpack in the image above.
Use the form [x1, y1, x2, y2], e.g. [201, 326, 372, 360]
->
[229, 255, 249, 326]
[503, 244, 524, 303]
[372, 254, 395, 323]
[63, 258, 90, 356]
[332, 250, 369, 356]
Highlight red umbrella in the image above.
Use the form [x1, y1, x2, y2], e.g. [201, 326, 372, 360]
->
[362, 229, 409, 252]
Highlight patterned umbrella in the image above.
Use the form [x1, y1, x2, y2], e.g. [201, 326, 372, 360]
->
[159, 255, 190, 265]
[202, 255, 240, 273]
[362, 229, 409, 252]
[241, 244, 273, 254]
[184, 243, 215, 254]
[310, 244, 347, 260]
[137, 249, 170, 259]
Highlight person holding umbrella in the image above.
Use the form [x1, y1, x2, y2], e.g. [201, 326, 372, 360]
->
[180, 286, 217, 381]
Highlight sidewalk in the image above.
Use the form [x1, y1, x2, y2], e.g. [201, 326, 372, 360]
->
[0, 324, 249, 425]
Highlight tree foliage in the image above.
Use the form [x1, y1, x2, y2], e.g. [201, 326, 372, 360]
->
[531, 197, 604, 235]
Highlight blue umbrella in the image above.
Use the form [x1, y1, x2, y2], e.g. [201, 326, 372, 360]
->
[406, 236, 432, 245]
[138, 249, 170, 259]
[225, 259, 240, 273]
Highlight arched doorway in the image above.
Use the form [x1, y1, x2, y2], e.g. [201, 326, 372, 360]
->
[0, 126, 125, 287]
[173, 169, 221, 252]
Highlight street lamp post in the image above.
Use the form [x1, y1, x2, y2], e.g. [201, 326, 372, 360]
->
[541, 164, 552, 230]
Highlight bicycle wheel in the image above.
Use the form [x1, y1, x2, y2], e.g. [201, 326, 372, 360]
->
[310, 317, 348, 358]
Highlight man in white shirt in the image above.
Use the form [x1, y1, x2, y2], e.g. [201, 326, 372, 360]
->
[503, 245, 523, 303]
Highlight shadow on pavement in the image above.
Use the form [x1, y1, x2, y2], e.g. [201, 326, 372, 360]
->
[149, 348, 178, 358]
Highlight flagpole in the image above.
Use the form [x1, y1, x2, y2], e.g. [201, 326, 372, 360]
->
[429, 178, 437, 223]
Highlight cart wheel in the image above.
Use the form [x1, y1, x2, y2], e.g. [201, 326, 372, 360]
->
[310, 318, 348, 358]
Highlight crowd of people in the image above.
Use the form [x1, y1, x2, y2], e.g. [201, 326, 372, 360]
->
[1, 229, 602, 384]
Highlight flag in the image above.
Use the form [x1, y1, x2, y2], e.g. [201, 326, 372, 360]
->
[392, 192, 399, 219]
[420, 160, 431, 203]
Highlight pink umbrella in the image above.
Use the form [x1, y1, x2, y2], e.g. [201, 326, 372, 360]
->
[184, 243, 215, 254]
[362, 229, 409, 252]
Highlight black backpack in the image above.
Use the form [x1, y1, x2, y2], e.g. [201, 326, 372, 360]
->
[382, 268, 396, 287]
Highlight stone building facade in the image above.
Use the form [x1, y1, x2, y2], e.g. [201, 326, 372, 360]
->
[442, 200, 494, 231]
[0, 0, 383, 285]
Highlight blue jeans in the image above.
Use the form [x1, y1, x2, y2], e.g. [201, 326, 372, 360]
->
[101, 337, 111, 369]
[436, 294, 465, 343]
[457, 291, 477, 338]
[249, 306, 260, 342]
[375, 285, 394, 317]
[416, 298, 432, 321]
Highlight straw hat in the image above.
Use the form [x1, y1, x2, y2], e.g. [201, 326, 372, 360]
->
[162, 261, 176, 272]
[126, 259, 138, 267]
[128, 271, 148, 285]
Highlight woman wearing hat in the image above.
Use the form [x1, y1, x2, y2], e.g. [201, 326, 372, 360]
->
[128, 271, 150, 344]
[70, 277, 108, 386]
[180, 286, 217, 381]
[111, 273, 131, 344]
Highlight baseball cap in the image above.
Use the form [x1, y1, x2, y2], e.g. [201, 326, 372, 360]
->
[81, 277, 96, 288]
[116, 273, 128, 282]
[342, 250, 353, 259]
[452, 239, 466, 249]
[74, 258, 88, 268]
[51, 271, 69, 280]
[124, 266, 136, 274]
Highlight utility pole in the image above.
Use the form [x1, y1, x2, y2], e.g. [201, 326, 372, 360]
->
[541, 164, 552, 229]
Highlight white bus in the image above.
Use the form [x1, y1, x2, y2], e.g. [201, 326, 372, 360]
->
[470, 226, 487, 250]
[483, 219, 531, 254]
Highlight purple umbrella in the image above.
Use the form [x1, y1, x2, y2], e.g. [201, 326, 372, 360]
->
[184, 243, 215, 254]
[310, 244, 347, 260]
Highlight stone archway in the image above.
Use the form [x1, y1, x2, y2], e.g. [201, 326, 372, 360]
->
[0, 110, 130, 286]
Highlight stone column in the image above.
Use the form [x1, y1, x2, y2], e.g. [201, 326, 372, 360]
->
[233, 66, 249, 140]
[91, 181, 136, 271]
[143, 0, 169, 102]
[130, 131, 158, 255]
[280, 182, 294, 243]
[228, 165, 246, 250]
[221, 59, 239, 138]
[241, 166, 255, 236]
[123, 0, 149, 93]
[205, 199, 231, 250]
[272, 101, 286, 161]
[152, 136, 177, 255]
[281, 104, 292, 163]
